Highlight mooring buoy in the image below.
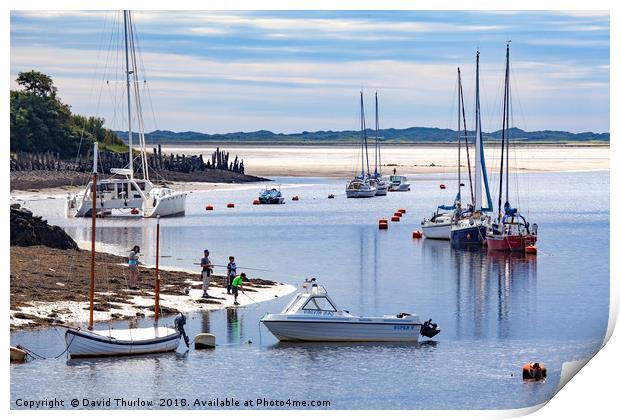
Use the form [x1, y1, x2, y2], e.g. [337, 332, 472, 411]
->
[194, 333, 216, 350]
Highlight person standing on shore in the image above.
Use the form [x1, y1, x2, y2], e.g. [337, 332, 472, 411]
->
[232, 272, 246, 305]
[200, 249, 214, 298]
[226, 256, 237, 295]
[128, 245, 140, 289]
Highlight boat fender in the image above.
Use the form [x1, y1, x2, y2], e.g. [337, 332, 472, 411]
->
[522, 362, 546, 380]
[174, 313, 190, 347]
[420, 319, 441, 338]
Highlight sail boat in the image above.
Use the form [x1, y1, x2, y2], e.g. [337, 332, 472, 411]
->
[368, 92, 388, 196]
[450, 50, 493, 248]
[66, 10, 187, 218]
[64, 142, 188, 358]
[422, 67, 472, 240]
[486, 43, 538, 252]
[346, 91, 377, 198]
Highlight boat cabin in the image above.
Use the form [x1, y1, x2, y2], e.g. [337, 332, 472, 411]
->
[282, 283, 341, 315]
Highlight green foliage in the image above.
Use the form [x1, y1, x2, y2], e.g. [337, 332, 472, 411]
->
[10, 70, 125, 158]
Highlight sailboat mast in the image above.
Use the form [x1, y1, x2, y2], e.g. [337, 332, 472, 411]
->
[88, 142, 98, 330]
[360, 91, 364, 177]
[374, 92, 379, 175]
[474, 51, 482, 210]
[498, 43, 509, 217]
[505, 43, 511, 204]
[123, 10, 134, 180]
[361, 93, 371, 177]
[457, 68, 461, 197]
[154, 216, 161, 322]
[459, 69, 474, 204]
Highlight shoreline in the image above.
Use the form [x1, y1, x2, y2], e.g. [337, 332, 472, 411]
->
[10, 245, 296, 331]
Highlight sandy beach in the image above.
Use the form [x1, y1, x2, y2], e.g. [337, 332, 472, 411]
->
[162, 144, 610, 178]
[10, 245, 295, 330]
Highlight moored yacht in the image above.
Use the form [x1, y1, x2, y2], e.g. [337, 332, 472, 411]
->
[388, 175, 410, 191]
[258, 186, 285, 204]
[346, 91, 377, 199]
[261, 279, 440, 342]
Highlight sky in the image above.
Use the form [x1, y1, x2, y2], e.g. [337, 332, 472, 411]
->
[10, 10, 610, 134]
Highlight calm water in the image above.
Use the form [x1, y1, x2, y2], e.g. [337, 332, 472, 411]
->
[11, 171, 609, 409]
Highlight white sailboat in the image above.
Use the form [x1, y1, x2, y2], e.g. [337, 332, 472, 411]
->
[369, 92, 388, 196]
[65, 144, 188, 358]
[346, 91, 377, 198]
[66, 10, 186, 218]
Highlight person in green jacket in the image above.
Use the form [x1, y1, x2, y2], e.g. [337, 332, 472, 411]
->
[231, 272, 247, 305]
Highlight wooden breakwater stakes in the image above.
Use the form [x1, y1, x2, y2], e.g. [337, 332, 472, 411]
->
[194, 333, 216, 349]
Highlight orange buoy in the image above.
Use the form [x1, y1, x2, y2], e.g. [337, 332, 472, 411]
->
[205, 205, 214, 211]
[412, 230, 423, 239]
[394, 211, 403, 218]
[227, 203, 235, 208]
[130, 208, 139, 215]
[525, 245, 537, 254]
[252, 200, 260, 205]
[391, 216, 400, 222]
[440, 184, 446, 190]
[522, 362, 547, 380]
[398, 208, 406, 214]
[378, 219, 388, 230]
[292, 196, 299, 201]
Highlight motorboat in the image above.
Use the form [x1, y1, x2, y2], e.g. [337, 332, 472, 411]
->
[346, 178, 377, 198]
[261, 280, 440, 342]
[258, 187, 285, 204]
[388, 175, 410, 191]
[421, 210, 453, 240]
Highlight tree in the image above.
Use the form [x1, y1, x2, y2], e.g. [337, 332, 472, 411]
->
[16, 70, 58, 98]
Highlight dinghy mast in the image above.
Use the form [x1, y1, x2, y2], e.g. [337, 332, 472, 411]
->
[88, 142, 98, 330]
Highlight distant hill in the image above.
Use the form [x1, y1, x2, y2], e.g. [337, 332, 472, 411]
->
[115, 126, 609, 144]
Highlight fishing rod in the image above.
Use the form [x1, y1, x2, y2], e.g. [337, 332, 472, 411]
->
[192, 263, 272, 272]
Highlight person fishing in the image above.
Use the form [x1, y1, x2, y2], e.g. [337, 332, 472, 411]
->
[200, 249, 214, 298]
[226, 256, 237, 295]
[127, 245, 140, 289]
[232, 272, 246, 306]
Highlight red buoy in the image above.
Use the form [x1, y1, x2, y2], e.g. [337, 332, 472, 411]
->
[394, 211, 403, 218]
[412, 230, 423, 239]
[398, 208, 406, 214]
[378, 219, 388, 230]
[252, 200, 260, 205]
[328, 194, 335, 199]
[130, 208, 139, 215]
[525, 245, 537, 254]
[292, 196, 300, 201]
[227, 203, 235, 208]
[391, 216, 400, 222]
[440, 184, 446, 190]
[205, 205, 214, 211]
[522, 362, 547, 380]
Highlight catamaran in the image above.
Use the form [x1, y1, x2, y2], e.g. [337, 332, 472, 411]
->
[422, 68, 473, 240]
[486, 44, 538, 252]
[66, 10, 186, 218]
[346, 92, 377, 198]
[450, 51, 493, 248]
[368, 92, 388, 196]
[261, 279, 440, 342]
[64, 142, 189, 359]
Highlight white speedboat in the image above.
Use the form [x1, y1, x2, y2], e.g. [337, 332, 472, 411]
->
[258, 186, 285, 204]
[421, 211, 453, 240]
[261, 280, 440, 342]
[388, 175, 410, 191]
[346, 178, 377, 198]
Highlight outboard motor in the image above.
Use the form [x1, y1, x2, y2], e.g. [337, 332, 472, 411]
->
[420, 318, 441, 339]
[174, 313, 190, 347]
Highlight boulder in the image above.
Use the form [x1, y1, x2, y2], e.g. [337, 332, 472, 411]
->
[10, 206, 78, 250]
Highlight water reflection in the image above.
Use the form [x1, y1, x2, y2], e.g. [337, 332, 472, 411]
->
[226, 308, 242, 344]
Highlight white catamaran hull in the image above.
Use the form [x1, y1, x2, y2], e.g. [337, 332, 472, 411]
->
[65, 327, 181, 358]
[262, 316, 422, 342]
[144, 192, 187, 217]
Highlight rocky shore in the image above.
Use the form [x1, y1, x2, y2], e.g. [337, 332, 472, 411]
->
[10, 204, 78, 250]
[10, 169, 269, 192]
